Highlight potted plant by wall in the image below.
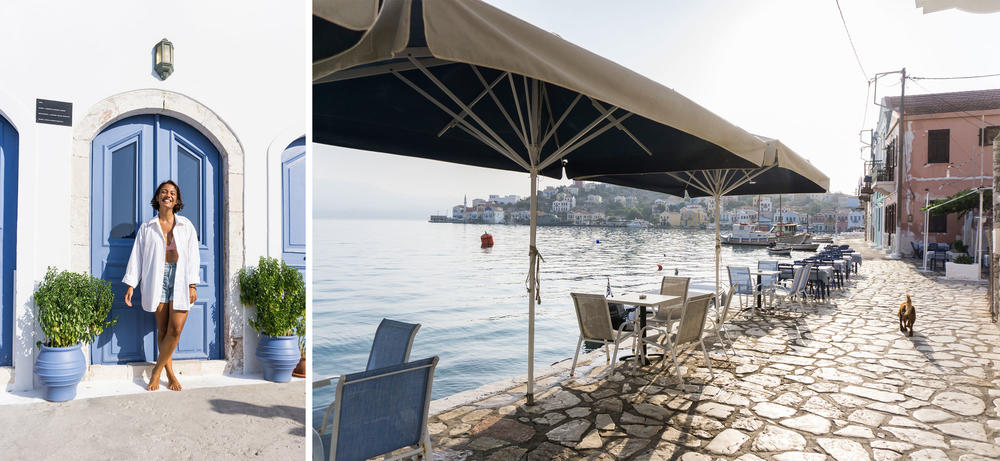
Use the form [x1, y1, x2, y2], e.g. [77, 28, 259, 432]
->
[945, 254, 979, 281]
[238, 257, 305, 382]
[32, 267, 116, 402]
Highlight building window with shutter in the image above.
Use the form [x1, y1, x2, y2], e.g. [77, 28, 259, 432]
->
[928, 213, 947, 233]
[927, 129, 949, 164]
[979, 126, 1000, 147]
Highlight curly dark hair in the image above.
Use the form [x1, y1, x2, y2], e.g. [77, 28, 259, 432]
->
[150, 180, 184, 213]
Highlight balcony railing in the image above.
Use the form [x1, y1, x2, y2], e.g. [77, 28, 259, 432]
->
[876, 164, 894, 183]
[864, 160, 894, 184]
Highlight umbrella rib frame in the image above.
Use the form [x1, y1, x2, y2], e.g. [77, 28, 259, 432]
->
[590, 99, 652, 156]
[407, 55, 524, 164]
[665, 165, 777, 300]
[391, 53, 649, 174]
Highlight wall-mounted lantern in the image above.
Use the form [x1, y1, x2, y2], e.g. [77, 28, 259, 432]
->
[154, 38, 174, 80]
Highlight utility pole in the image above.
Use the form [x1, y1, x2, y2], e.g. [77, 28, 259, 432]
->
[893, 68, 906, 257]
[992, 134, 999, 322]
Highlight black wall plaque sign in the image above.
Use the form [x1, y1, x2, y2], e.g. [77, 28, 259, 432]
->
[36, 99, 72, 126]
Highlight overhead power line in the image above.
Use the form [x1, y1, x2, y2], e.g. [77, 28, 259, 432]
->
[835, 0, 867, 81]
[910, 72, 1000, 81]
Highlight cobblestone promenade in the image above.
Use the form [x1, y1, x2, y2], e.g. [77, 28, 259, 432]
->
[428, 241, 1000, 460]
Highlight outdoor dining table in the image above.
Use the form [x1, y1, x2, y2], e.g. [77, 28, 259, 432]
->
[748, 269, 780, 310]
[606, 292, 680, 366]
[795, 264, 833, 299]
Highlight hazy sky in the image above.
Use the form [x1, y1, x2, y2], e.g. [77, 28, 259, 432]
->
[315, 0, 1000, 219]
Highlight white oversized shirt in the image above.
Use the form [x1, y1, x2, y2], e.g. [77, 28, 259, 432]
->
[122, 215, 201, 312]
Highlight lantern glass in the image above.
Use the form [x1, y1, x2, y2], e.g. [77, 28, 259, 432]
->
[154, 38, 174, 80]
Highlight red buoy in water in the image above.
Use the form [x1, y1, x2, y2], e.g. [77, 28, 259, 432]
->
[657, 264, 663, 271]
[481, 232, 494, 248]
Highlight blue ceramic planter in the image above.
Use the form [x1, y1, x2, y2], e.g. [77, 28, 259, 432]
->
[256, 335, 299, 382]
[34, 343, 87, 402]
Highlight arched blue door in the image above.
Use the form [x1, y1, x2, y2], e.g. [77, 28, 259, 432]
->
[0, 116, 17, 366]
[90, 114, 221, 364]
[282, 137, 306, 273]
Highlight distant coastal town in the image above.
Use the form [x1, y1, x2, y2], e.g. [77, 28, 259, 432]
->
[430, 180, 865, 232]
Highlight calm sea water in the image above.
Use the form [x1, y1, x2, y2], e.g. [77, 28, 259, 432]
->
[312, 218, 798, 418]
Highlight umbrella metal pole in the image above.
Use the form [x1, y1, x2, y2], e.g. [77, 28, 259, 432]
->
[715, 193, 722, 301]
[526, 169, 538, 405]
[978, 188, 984, 267]
[923, 192, 930, 271]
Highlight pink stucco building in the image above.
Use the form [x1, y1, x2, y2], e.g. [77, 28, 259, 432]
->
[863, 89, 1000, 257]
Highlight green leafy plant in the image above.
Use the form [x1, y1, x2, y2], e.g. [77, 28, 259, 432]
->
[953, 255, 974, 265]
[953, 239, 967, 254]
[238, 257, 305, 337]
[34, 267, 116, 348]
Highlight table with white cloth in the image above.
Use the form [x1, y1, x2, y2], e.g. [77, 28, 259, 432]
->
[830, 260, 846, 287]
[794, 265, 833, 299]
[606, 293, 680, 365]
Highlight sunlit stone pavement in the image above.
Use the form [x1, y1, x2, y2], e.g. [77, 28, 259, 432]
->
[426, 240, 1000, 460]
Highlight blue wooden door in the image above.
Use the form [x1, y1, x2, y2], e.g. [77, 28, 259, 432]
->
[281, 137, 306, 273]
[91, 114, 221, 364]
[0, 116, 17, 367]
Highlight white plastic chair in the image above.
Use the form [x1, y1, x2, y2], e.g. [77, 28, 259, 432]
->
[569, 293, 637, 377]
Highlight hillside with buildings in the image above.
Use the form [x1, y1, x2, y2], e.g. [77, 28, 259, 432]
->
[439, 181, 864, 232]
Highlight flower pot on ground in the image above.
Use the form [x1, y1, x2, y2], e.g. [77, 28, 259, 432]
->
[292, 336, 306, 378]
[945, 255, 979, 281]
[32, 268, 116, 401]
[256, 334, 300, 382]
[34, 344, 87, 402]
[239, 257, 305, 383]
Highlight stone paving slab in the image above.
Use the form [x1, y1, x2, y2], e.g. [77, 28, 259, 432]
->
[426, 240, 1000, 460]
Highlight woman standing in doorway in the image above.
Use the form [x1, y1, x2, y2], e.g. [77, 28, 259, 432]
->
[123, 180, 201, 391]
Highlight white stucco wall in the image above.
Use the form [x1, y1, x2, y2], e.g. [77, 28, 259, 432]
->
[0, 1, 306, 390]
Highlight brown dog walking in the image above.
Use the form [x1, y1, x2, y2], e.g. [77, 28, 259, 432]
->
[898, 294, 915, 337]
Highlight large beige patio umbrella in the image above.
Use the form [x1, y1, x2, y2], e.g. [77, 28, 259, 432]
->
[314, 0, 775, 404]
[313, 0, 381, 59]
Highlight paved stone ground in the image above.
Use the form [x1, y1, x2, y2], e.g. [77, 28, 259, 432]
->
[427, 240, 1000, 460]
[0, 381, 305, 460]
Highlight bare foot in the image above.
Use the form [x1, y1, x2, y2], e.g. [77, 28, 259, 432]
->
[147, 369, 162, 391]
[166, 368, 182, 391]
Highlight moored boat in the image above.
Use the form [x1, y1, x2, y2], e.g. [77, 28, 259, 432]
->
[722, 222, 810, 246]
[790, 243, 819, 251]
[767, 244, 792, 255]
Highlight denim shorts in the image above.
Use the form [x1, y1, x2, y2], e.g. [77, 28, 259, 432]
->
[161, 262, 177, 303]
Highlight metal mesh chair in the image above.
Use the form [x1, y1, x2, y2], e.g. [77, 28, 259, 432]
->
[774, 264, 811, 306]
[727, 266, 756, 308]
[640, 293, 715, 385]
[314, 318, 423, 460]
[757, 260, 779, 306]
[367, 319, 421, 371]
[712, 284, 740, 357]
[648, 276, 689, 327]
[318, 357, 439, 461]
[570, 293, 637, 377]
